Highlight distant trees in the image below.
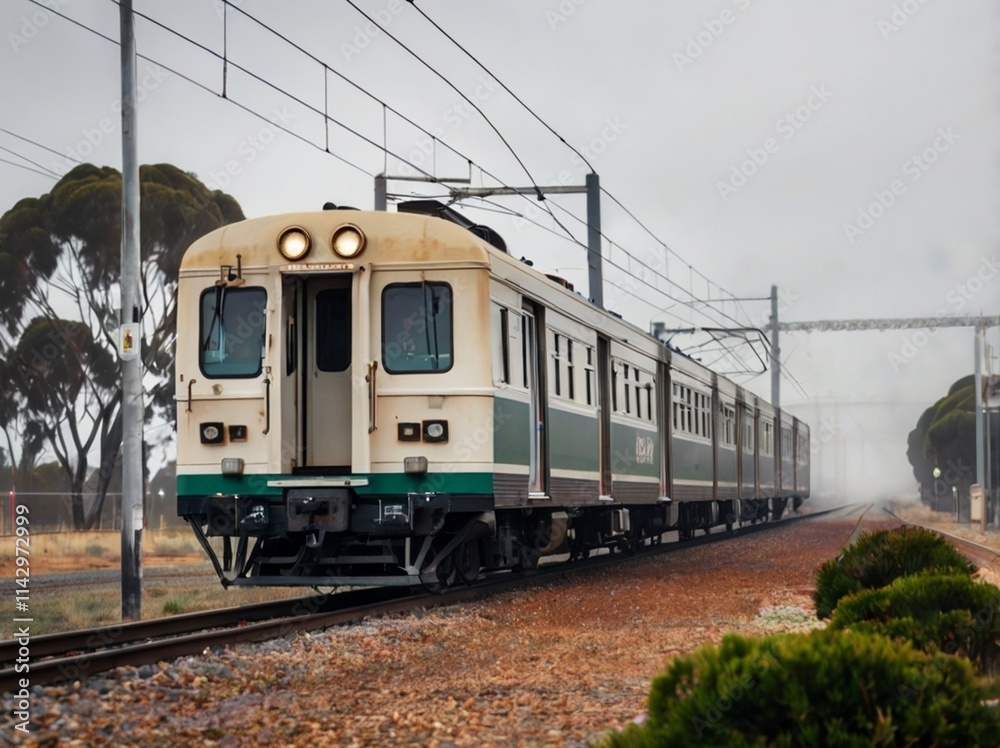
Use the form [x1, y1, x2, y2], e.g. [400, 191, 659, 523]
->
[906, 375, 998, 508]
[0, 164, 243, 529]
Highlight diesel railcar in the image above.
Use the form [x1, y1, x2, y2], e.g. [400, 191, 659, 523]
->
[176, 201, 809, 588]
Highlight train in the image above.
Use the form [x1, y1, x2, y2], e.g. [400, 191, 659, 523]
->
[175, 200, 810, 588]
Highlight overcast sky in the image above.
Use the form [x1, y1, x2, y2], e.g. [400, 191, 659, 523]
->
[2, 0, 998, 501]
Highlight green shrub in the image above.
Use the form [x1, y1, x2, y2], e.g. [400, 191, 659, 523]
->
[598, 630, 997, 748]
[813, 527, 976, 619]
[830, 573, 1000, 673]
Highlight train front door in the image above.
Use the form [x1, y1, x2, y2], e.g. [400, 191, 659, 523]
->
[304, 276, 354, 469]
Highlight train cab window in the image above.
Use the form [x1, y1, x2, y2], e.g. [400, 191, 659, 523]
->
[315, 287, 351, 372]
[382, 282, 453, 373]
[199, 286, 266, 378]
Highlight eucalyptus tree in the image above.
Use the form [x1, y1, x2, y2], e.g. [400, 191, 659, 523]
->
[0, 163, 243, 528]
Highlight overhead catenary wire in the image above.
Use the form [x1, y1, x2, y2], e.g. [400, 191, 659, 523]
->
[405, 0, 595, 174]
[25, 0, 784, 379]
[404, 0, 755, 331]
[148, 0, 750, 335]
[0, 156, 58, 180]
[27, 0, 375, 178]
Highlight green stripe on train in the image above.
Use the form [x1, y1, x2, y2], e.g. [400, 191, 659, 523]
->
[547, 406, 599, 472]
[493, 396, 531, 465]
[177, 471, 494, 498]
[610, 421, 659, 478]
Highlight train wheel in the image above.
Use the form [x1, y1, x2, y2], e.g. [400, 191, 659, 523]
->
[425, 544, 457, 592]
[517, 544, 541, 572]
[455, 539, 481, 584]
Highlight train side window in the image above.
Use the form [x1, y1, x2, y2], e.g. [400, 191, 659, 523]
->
[315, 287, 352, 372]
[611, 361, 618, 412]
[199, 286, 267, 378]
[552, 332, 562, 397]
[567, 340, 575, 401]
[490, 304, 510, 384]
[382, 282, 453, 373]
[585, 347, 594, 405]
[634, 367, 641, 420]
[623, 363, 631, 414]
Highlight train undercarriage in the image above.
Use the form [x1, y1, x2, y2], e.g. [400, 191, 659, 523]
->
[183, 491, 804, 591]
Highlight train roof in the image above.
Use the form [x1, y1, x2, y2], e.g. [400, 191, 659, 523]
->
[179, 209, 492, 273]
[181, 206, 768, 408]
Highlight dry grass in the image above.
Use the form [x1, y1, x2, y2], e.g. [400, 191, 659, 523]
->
[0, 528, 303, 639]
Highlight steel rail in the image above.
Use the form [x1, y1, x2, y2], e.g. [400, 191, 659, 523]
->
[0, 502, 862, 693]
[882, 507, 1000, 568]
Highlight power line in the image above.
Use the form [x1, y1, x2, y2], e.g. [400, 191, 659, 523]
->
[0, 127, 84, 166]
[0, 145, 61, 178]
[404, 1, 752, 331]
[0, 156, 57, 180]
[340, 0, 544, 201]
[143, 0, 751, 338]
[30, 0, 769, 375]
[406, 1, 595, 173]
[28, 0, 374, 178]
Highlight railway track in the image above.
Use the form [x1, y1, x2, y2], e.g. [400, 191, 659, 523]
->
[0, 503, 862, 693]
[882, 506, 1000, 570]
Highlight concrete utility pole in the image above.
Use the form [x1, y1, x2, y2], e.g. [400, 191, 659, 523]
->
[119, 0, 143, 620]
[974, 323, 986, 513]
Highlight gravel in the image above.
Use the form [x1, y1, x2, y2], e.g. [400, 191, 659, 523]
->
[1, 513, 890, 747]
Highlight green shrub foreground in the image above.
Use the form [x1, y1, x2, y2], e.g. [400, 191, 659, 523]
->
[830, 572, 1000, 673]
[599, 629, 998, 748]
[813, 527, 977, 619]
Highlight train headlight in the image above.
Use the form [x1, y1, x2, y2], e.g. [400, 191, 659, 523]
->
[278, 227, 312, 261]
[200, 422, 224, 444]
[422, 420, 448, 443]
[331, 224, 366, 258]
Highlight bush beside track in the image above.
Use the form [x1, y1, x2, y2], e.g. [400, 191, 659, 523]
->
[597, 524, 1000, 746]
